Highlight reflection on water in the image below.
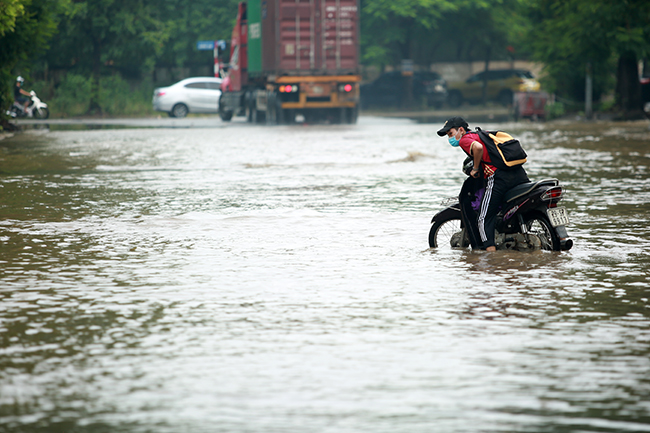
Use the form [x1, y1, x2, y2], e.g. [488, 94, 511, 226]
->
[1, 118, 650, 432]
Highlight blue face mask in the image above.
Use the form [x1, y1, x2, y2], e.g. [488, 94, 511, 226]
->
[448, 135, 460, 147]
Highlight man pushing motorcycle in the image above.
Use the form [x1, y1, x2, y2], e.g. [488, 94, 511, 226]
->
[437, 116, 530, 251]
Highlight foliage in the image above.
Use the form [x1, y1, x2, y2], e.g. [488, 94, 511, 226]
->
[97, 76, 155, 116]
[361, 0, 531, 68]
[0, 0, 68, 115]
[34, 0, 241, 113]
[40, 0, 173, 113]
[544, 101, 565, 120]
[154, 0, 240, 71]
[33, 73, 155, 117]
[361, 0, 458, 66]
[524, 0, 650, 111]
[44, 73, 91, 116]
[0, 0, 25, 36]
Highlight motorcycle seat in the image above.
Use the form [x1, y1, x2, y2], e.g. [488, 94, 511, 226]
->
[505, 179, 559, 203]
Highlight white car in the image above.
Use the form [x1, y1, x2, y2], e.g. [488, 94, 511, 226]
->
[152, 77, 222, 118]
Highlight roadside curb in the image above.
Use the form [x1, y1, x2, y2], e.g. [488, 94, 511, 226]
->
[362, 107, 512, 124]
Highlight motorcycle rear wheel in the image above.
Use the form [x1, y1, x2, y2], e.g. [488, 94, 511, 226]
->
[33, 107, 49, 119]
[429, 216, 464, 249]
[525, 213, 560, 251]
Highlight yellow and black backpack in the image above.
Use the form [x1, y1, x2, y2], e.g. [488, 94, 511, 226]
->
[476, 127, 527, 170]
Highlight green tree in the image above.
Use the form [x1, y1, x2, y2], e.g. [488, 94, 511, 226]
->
[361, 0, 533, 106]
[0, 0, 68, 117]
[361, 0, 532, 67]
[43, 0, 173, 114]
[525, 0, 650, 116]
[361, 0, 457, 67]
[0, 0, 25, 36]
[428, 0, 528, 104]
[154, 0, 240, 77]
[39, 0, 241, 112]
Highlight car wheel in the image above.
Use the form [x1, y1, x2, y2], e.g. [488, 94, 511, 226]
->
[448, 90, 463, 108]
[171, 103, 189, 118]
[219, 110, 233, 121]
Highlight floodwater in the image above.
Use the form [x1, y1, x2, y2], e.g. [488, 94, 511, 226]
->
[1, 117, 649, 433]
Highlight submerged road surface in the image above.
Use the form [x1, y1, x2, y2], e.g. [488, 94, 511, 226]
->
[1, 116, 650, 432]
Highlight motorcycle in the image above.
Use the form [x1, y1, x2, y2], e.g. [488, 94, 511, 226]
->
[7, 91, 50, 119]
[429, 158, 573, 251]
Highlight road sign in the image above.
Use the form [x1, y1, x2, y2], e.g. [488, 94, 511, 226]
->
[197, 40, 215, 51]
[401, 59, 414, 76]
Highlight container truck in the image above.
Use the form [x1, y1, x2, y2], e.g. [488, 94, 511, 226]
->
[218, 0, 360, 124]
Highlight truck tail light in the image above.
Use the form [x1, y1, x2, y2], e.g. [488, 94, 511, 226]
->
[339, 84, 353, 92]
[279, 85, 298, 93]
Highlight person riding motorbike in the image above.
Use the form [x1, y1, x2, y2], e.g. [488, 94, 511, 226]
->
[14, 76, 31, 113]
[437, 116, 530, 251]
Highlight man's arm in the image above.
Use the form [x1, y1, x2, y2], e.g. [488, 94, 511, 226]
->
[469, 140, 484, 177]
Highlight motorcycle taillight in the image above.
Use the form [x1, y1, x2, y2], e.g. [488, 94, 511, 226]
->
[541, 187, 563, 202]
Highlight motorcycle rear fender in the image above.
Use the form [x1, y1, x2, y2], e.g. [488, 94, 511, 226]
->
[551, 223, 573, 250]
[431, 204, 461, 224]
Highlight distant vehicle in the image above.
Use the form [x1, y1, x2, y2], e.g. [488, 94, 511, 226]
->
[447, 69, 540, 107]
[360, 71, 448, 109]
[7, 90, 49, 119]
[218, 0, 360, 125]
[152, 77, 222, 118]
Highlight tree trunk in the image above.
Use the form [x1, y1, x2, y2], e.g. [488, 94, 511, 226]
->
[402, 19, 414, 109]
[89, 37, 103, 115]
[616, 50, 643, 119]
[481, 45, 491, 106]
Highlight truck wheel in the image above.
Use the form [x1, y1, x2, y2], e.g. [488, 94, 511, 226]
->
[344, 106, 358, 124]
[219, 94, 233, 121]
[249, 106, 265, 124]
[275, 96, 284, 125]
[256, 110, 266, 123]
[266, 93, 276, 125]
[284, 109, 295, 124]
[219, 110, 233, 121]
[245, 92, 255, 123]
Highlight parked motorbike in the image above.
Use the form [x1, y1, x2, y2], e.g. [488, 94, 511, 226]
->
[429, 158, 573, 251]
[7, 91, 50, 119]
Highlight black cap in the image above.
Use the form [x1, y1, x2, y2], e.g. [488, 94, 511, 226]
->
[437, 116, 469, 136]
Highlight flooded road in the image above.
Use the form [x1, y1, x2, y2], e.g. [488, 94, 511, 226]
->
[1, 117, 650, 432]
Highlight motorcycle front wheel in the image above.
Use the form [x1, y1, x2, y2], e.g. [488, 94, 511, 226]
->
[525, 213, 560, 251]
[429, 216, 463, 249]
